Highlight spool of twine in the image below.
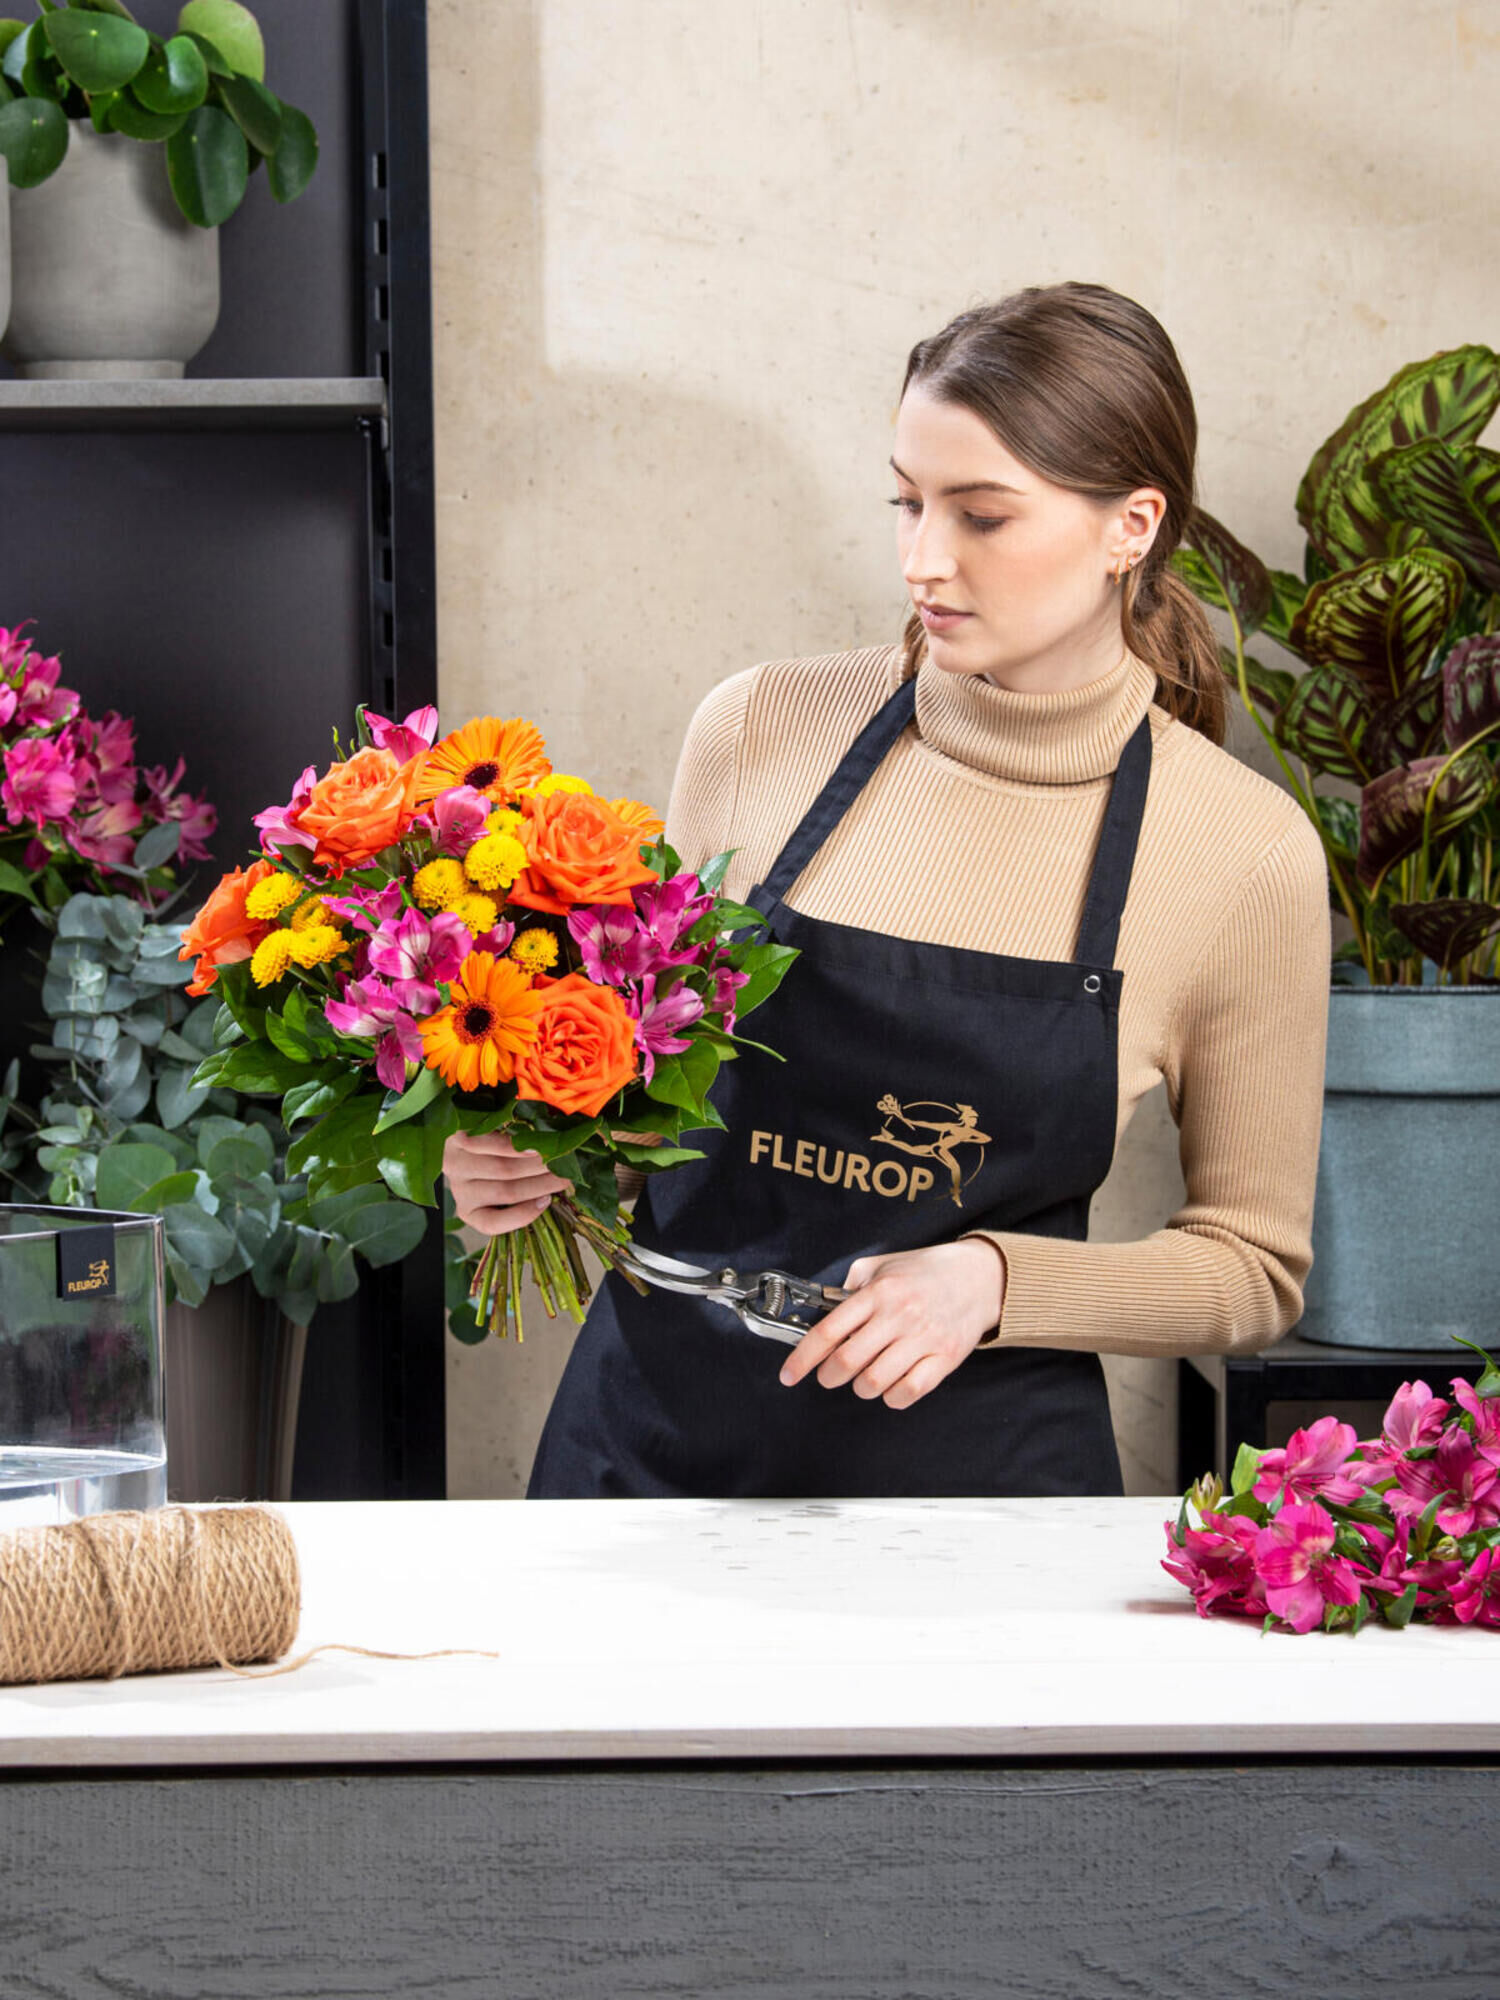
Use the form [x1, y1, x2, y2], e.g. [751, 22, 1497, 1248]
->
[0, 1504, 501, 1688]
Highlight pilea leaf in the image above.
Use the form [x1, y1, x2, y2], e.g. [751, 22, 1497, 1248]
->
[1288, 549, 1465, 706]
[41, 8, 148, 92]
[0, 91, 67, 183]
[164, 99, 246, 225]
[132, 31, 206, 114]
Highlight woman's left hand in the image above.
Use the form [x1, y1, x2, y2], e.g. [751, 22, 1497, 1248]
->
[777, 1240, 1005, 1409]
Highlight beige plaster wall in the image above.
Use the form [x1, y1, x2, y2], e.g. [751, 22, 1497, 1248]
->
[430, 0, 1500, 1499]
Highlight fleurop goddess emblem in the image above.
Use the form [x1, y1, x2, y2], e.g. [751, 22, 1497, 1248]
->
[748, 1093, 991, 1208]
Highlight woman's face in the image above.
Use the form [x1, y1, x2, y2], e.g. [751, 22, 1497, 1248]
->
[890, 381, 1163, 692]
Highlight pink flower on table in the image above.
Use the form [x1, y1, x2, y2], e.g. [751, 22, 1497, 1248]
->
[1253, 1501, 1370, 1633]
[3, 737, 78, 827]
[253, 763, 319, 856]
[365, 705, 439, 763]
[625, 974, 705, 1084]
[366, 907, 472, 1014]
[1160, 1511, 1267, 1619]
[422, 782, 490, 857]
[1447, 1547, 1500, 1629]
[1387, 1431, 1500, 1537]
[323, 975, 426, 1091]
[1452, 1377, 1500, 1460]
[1252, 1415, 1365, 1507]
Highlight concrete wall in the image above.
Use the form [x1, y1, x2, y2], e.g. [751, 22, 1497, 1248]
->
[430, 0, 1500, 1498]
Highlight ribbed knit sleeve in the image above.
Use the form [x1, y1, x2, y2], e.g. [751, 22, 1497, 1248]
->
[964, 812, 1332, 1358]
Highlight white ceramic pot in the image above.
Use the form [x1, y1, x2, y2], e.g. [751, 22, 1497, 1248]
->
[0, 118, 219, 379]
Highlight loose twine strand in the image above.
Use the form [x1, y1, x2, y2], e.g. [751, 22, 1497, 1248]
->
[0, 1505, 499, 1687]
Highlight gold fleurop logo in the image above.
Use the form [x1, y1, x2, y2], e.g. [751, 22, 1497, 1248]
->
[748, 1093, 990, 1208]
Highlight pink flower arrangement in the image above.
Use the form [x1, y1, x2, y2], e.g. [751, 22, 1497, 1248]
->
[1164, 1338, 1500, 1634]
[0, 619, 215, 908]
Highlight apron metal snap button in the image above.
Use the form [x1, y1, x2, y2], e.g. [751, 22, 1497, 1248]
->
[1082, 973, 1102, 994]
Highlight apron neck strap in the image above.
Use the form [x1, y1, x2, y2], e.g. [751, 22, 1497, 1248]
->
[756, 679, 918, 908]
[1072, 709, 1153, 968]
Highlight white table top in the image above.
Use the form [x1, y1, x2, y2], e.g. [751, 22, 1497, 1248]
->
[2, 1497, 1494, 1768]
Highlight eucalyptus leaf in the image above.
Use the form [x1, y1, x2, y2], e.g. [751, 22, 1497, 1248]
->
[131, 818, 181, 870]
[161, 1198, 236, 1272]
[94, 1139, 178, 1210]
[156, 1063, 212, 1129]
[336, 1200, 427, 1268]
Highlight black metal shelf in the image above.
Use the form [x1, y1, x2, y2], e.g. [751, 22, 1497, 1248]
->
[0, 378, 389, 432]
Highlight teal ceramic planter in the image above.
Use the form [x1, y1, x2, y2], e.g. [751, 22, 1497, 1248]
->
[1300, 988, 1500, 1350]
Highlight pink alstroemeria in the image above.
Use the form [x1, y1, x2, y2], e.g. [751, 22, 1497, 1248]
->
[253, 762, 319, 855]
[624, 975, 705, 1084]
[67, 799, 143, 869]
[708, 962, 748, 1030]
[136, 759, 218, 863]
[323, 975, 426, 1091]
[3, 737, 78, 828]
[323, 883, 407, 936]
[365, 704, 439, 763]
[0, 685, 16, 729]
[1387, 1429, 1500, 1537]
[366, 907, 472, 1013]
[471, 918, 517, 956]
[1253, 1501, 1370, 1634]
[1452, 1377, 1500, 1460]
[1252, 1415, 1365, 1507]
[13, 649, 79, 729]
[568, 904, 660, 984]
[65, 711, 137, 806]
[632, 872, 714, 965]
[1447, 1546, 1500, 1628]
[0, 624, 36, 678]
[1160, 1511, 1267, 1619]
[424, 782, 490, 857]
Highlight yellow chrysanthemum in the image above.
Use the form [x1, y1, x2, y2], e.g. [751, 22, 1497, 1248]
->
[289, 895, 339, 932]
[249, 931, 296, 987]
[450, 891, 499, 935]
[485, 807, 523, 838]
[528, 773, 592, 800]
[509, 926, 559, 973]
[413, 858, 467, 911]
[463, 831, 528, 894]
[287, 924, 347, 968]
[243, 872, 301, 921]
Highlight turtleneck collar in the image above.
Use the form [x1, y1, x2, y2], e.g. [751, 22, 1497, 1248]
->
[911, 644, 1158, 785]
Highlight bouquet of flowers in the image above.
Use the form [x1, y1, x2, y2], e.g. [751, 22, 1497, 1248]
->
[0, 618, 216, 923]
[1163, 1337, 1500, 1634]
[181, 705, 796, 1338]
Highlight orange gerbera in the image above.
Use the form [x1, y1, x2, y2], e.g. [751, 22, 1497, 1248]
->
[419, 952, 547, 1091]
[607, 797, 666, 842]
[413, 717, 551, 807]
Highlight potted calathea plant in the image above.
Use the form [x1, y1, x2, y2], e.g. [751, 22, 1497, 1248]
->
[0, 0, 317, 377]
[1175, 343, 1500, 1352]
[0, 892, 423, 1498]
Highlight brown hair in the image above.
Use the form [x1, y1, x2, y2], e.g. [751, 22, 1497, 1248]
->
[894, 282, 1226, 744]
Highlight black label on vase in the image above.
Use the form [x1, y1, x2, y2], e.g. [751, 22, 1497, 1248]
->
[57, 1223, 117, 1301]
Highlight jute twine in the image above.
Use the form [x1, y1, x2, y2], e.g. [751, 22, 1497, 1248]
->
[0, 1505, 499, 1687]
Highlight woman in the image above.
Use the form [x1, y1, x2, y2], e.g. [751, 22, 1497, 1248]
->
[444, 281, 1331, 1499]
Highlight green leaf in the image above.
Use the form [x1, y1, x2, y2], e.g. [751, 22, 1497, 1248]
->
[94, 1139, 179, 1210]
[1276, 664, 1376, 784]
[1229, 1441, 1264, 1498]
[612, 1142, 704, 1168]
[157, 1064, 212, 1128]
[107, 87, 183, 139]
[696, 849, 733, 893]
[286, 1092, 384, 1200]
[372, 1061, 444, 1135]
[0, 857, 39, 905]
[1364, 674, 1445, 775]
[1220, 645, 1296, 722]
[1297, 345, 1500, 571]
[132, 29, 204, 112]
[161, 1198, 236, 1275]
[337, 1199, 427, 1268]
[375, 1109, 453, 1206]
[1263, 570, 1309, 650]
[0, 23, 26, 61]
[165, 99, 246, 226]
[283, 1066, 359, 1127]
[1287, 550, 1465, 707]
[264, 1006, 316, 1064]
[211, 1169, 280, 1258]
[1371, 440, 1500, 595]
[446, 1294, 487, 1345]
[266, 97, 314, 202]
[1184, 509, 1272, 634]
[42, 8, 148, 91]
[177, 0, 262, 79]
[215, 67, 277, 151]
[1381, 1581, 1419, 1629]
[1449, 1335, 1500, 1396]
[209, 1041, 309, 1095]
[0, 92, 68, 185]
[728, 941, 798, 1019]
[204, 1125, 275, 1180]
[131, 818, 181, 870]
[136, 1168, 203, 1211]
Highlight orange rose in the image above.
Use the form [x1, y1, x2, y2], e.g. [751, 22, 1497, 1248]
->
[510, 791, 659, 914]
[178, 859, 276, 996]
[294, 747, 426, 875]
[513, 972, 640, 1117]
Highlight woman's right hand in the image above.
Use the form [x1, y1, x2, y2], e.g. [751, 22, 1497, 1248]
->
[443, 1130, 571, 1237]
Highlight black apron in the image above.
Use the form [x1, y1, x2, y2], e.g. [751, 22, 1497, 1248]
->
[527, 677, 1153, 1499]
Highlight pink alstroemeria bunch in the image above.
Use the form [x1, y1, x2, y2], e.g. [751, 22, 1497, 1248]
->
[1164, 1337, 1500, 1635]
[0, 619, 215, 921]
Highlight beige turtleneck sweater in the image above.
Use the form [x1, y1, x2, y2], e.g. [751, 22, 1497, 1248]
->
[644, 638, 1330, 1360]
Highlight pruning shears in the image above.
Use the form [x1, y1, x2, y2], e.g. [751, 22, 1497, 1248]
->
[612, 1242, 849, 1346]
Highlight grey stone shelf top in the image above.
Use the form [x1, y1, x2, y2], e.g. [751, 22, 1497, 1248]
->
[1, 1496, 1496, 1768]
[0, 377, 388, 431]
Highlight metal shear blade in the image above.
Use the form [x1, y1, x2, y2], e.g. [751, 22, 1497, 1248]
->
[614, 1242, 847, 1346]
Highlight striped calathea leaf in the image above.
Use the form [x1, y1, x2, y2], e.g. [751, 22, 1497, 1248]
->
[1441, 632, 1500, 750]
[1296, 345, 1500, 572]
[1182, 510, 1272, 633]
[1276, 662, 1375, 783]
[1370, 440, 1500, 594]
[1388, 898, 1500, 974]
[1356, 752, 1496, 889]
[1217, 646, 1295, 721]
[1363, 674, 1446, 774]
[1288, 549, 1465, 706]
